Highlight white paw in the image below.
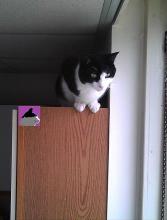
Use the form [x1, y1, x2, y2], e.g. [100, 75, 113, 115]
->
[88, 102, 101, 113]
[74, 103, 86, 112]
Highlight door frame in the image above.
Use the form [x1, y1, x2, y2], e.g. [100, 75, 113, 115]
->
[10, 110, 17, 220]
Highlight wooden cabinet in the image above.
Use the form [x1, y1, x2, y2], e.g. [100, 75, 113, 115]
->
[16, 107, 109, 220]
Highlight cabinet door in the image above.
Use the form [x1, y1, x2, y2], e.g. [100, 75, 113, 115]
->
[17, 107, 109, 220]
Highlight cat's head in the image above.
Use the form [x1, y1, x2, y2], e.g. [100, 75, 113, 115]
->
[79, 52, 119, 91]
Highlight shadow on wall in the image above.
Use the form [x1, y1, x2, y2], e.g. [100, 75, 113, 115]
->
[0, 73, 109, 107]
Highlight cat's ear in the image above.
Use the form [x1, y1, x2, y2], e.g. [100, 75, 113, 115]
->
[105, 52, 119, 63]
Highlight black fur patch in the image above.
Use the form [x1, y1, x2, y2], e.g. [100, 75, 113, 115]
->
[62, 57, 80, 96]
[79, 53, 118, 84]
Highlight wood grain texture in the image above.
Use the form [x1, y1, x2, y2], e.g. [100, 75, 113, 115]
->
[16, 107, 109, 220]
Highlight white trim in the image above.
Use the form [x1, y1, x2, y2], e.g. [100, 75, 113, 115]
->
[141, 0, 164, 219]
[107, 0, 164, 219]
[10, 110, 17, 220]
[107, 0, 146, 219]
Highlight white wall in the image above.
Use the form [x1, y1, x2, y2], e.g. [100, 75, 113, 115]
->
[108, 0, 146, 219]
[108, 0, 166, 219]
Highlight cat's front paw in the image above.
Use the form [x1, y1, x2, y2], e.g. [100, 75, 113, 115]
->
[74, 103, 86, 112]
[88, 102, 101, 113]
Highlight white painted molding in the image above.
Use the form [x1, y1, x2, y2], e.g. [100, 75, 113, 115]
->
[10, 110, 17, 220]
[107, 0, 146, 219]
[141, 1, 164, 219]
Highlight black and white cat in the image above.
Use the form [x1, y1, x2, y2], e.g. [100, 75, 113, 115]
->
[56, 52, 119, 113]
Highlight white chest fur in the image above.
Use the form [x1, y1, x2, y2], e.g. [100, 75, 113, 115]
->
[75, 77, 106, 104]
[62, 64, 111, 105]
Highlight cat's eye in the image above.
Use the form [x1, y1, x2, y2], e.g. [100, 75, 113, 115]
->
[106, 73, 111, 78]
[91, 73, 97, 78]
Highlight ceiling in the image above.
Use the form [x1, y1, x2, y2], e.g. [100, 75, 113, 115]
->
[0, 0, 103, 34]
[0, 0, 123, 74]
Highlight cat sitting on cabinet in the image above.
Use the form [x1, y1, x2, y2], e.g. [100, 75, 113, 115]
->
[55, 53, 119, 113]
